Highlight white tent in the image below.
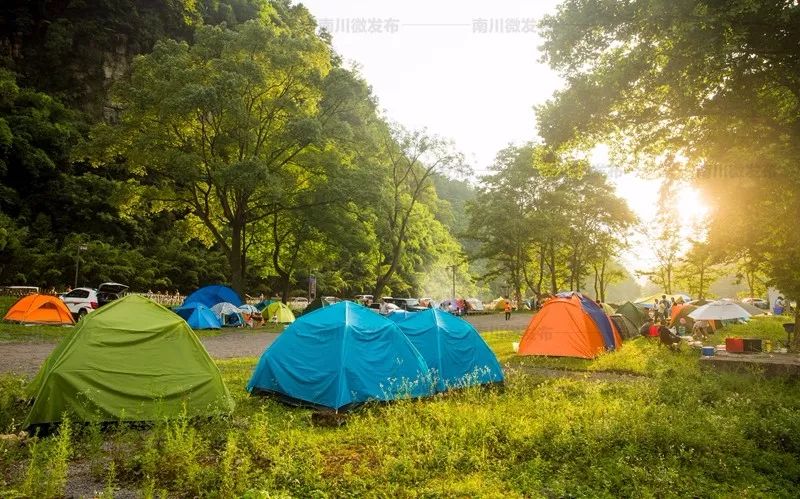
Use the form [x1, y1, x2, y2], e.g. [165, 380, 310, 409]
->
[212, 302, 242, 319]
[466, 298, 484, 312]
[688, 300, 751, 321]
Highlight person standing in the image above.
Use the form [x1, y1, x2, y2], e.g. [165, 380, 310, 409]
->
[504, 300, 512, 321]
[661, 295, 671, 321]
[774, 296, 786, 315]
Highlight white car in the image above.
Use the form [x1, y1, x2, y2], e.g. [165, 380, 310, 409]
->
[289, 297, 309, 310]
[60, 282, 128, 319]
[60, 287, 98, 319]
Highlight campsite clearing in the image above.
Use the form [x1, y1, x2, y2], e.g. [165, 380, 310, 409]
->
[2, 302, 800, 496]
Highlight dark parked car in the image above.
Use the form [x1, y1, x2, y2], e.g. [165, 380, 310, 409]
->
[96, 282, 129, 307]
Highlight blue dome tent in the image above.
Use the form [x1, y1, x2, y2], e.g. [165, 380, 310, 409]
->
[174, 302, 222, 330]
[247, 301, 431, 411]
[183, 285, 243, 308]
[391, 308, 504, 392]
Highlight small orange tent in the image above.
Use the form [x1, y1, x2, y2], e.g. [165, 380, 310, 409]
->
[4, 294, 74, 325]
[518, 294, 621, 359]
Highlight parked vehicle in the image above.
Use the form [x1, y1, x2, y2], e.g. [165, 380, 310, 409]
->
[289, 297, 309, 310]
[60, 287, 98, 319]
[385, 297, 427, 312]
[60, 282, 128, 319]
[97, 282, 128, 307]
[742, 297, 770, 310]
[354, 294, 374, 304]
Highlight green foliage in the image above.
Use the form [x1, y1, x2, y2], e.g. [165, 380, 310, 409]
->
[468, 144, 635, 301]
[19, 417, 72, 498]
[537, 0, 800, 311]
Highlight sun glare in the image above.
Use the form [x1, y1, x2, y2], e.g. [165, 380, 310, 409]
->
[676, 187, 710, 221]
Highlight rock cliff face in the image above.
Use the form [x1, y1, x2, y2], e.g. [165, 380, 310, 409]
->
[0, 1, 199, 118]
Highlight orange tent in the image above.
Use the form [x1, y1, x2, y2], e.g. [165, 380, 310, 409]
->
[518, 295, 621, 359]
[3, 294, 74, 325]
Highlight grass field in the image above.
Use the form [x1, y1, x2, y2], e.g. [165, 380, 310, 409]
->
[2, 301, 800, 496]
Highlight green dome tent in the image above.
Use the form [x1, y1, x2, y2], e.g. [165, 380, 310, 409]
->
[25, 295, 234, 425]
[266, 301, 296, 323]
[616, 301, 647, 327]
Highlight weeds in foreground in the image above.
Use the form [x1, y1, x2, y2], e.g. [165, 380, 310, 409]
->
[1, 338, 800, 497]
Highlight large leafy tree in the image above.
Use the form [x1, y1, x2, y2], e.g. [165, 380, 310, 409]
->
[367, 125, 465, 298]
[89, 16, 342, 294]
[537, 0, 800, 339]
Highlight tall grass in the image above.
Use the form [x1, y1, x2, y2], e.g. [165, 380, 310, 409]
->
[1, 331, 800, 496]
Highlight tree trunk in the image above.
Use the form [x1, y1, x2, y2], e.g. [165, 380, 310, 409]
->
[548, 244, 558, 294]
[791, 306, 800, 353]
[229, 220, 244, 296]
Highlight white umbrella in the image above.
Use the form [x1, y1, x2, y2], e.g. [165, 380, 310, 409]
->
[688, 300, 751, 321]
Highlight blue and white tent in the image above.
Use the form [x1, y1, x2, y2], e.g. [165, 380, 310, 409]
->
[391, 308, 504, 392]
[247, 301, 431, 410]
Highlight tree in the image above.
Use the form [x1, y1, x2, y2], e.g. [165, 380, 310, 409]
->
[468, 144, 634, 302]
[537, 0, 800, 346]
[675, 241, 726, 300]
[89, 18, 338, 294]
[368, 125, 464, 298]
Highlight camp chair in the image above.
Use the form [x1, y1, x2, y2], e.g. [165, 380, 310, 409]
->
[658, 326, 681, 351]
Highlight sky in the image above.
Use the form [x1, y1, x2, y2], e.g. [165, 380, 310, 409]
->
[299, 0, 706, 272]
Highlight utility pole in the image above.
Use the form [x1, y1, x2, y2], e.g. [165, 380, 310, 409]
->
[74, 245, 87, 288]
[446, 263, 458, 299]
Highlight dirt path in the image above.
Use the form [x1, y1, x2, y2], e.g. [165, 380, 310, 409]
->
[0, 312, 525, 376]
[0, 331, 282, 376]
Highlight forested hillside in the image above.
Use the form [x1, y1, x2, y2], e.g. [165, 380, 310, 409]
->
[0, 0, 472, 298]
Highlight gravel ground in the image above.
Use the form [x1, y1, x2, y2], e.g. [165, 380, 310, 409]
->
[0, 313, 527, 376]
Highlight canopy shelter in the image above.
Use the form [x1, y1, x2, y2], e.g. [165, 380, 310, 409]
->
[610, 314, 639, 340]
[4, 294, 74, 325]
[212, 302, 245, 327]
[391, 308, 503, 392]
[247, 301, 431, 411]
[616, 301, 647, 327]
[25, 295, 234, 425]
[183, 285, 243, 308]
[635, 293, 691, 308]
[689, 300, 751, 321]
[600, 302, 616, 315]
[518, 293, 622, 359]
[266, 302, 295, 323]
[175, 302, 221, 330]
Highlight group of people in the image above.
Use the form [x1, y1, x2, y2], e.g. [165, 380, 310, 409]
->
[649, 295, 680, 323]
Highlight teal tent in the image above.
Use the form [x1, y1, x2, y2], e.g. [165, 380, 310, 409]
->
[390, 309, 504, 392]
[247, 301, 431, 410]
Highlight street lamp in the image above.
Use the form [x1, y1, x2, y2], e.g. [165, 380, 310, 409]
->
[74, 245, 87, 288]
